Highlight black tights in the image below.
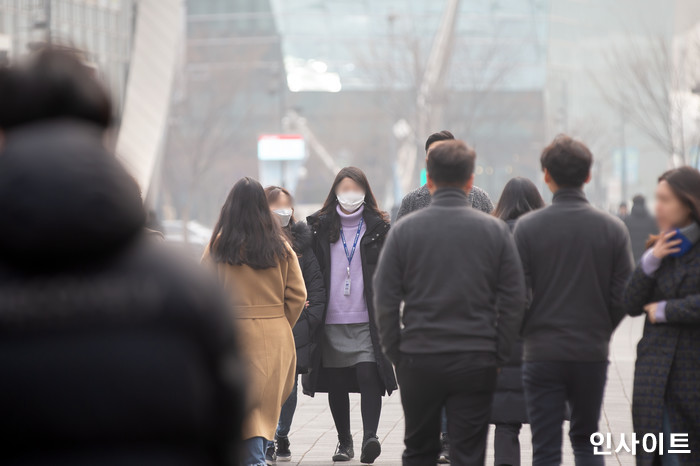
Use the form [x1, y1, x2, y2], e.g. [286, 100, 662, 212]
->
[327, 362, 384, 441]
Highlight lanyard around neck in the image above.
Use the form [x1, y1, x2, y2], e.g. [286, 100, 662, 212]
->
[340, 217, 364, 268]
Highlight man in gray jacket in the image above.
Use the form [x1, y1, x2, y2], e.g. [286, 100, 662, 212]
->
[394, 130, 493, 464]
[374, 140, 526, 466]
[514, 135, 634, 466]
[396, 130, 493, 221]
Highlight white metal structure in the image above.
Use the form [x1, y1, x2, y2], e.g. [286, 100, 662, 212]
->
[116, 0, 184, 198]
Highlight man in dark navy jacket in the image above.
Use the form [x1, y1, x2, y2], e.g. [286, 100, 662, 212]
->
[514, 135, 634, 466]
[373, 140, 526, 466]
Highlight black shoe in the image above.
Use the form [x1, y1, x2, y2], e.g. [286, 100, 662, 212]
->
[360, 436, 381, 464]
[438, 433, 450, 464]
[265, 442, 277, 464]
[275, 435, 291, 462]
[332, 436, 354, 462]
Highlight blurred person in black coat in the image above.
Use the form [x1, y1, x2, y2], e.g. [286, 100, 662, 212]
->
[0, 121, 246, 464]
[624, 194, 658, 262]
[491, 177, 545, 466]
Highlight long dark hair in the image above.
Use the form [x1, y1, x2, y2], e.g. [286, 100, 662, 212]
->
[208, 177, 289, 269]
[318, 167, 388, 242]
[647, 166, 700, 247]
[493, 177, 545, 221]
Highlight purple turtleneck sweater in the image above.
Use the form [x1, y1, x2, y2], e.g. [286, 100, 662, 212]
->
[325, 204, 369, 325]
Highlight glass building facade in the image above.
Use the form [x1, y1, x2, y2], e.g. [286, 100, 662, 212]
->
[0, 0, 135, 113]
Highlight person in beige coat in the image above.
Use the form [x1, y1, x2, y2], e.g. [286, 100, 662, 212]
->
[203, 177, 307, 466]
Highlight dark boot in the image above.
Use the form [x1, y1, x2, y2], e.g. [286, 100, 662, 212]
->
[360, 434, 382, 464]
[332, 434, 354, 462]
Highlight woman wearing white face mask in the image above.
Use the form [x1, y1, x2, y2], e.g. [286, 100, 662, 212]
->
[263, 186, 327, 463]
[304, 167, 397, 464]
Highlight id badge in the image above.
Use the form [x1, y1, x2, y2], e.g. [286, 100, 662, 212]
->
[343, 278, 351, 296]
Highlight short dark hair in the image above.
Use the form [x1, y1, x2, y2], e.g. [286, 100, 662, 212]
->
[427, 140, 476, 188]
[0, 47, 112, 131]
[425, 130, 455, 153]
[540, 135, 593, 188]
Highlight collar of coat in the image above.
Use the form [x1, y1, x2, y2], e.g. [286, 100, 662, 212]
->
[552, 187, 588, 204]
[430, 188, 471, 207]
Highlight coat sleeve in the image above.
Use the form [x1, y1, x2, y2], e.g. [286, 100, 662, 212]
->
[664, 294, 700, 324]
[623, 266, 657, 317]
[284, 244, 307, 328]
[395, 193, 413, 221]
[301, 248, 326, 335]
[609, 227, 635, 328]
[495, 227, 527, 365]
[372, 225, 404, 365]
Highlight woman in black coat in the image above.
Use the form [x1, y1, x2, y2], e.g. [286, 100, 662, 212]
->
[623, 167, 700, 466]
[491, 177, 545, 466]
[264, 186, 326, 462]
[302, 167, 397, 465]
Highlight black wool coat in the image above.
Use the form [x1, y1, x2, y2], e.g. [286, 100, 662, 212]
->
[302, 207, 398, 396]
[0, 121, 246, 466]
[289, 221, 326, 374]
[623, 242, 700, 466]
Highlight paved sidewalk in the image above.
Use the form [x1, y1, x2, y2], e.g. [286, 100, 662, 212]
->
[281, 316, 645, 466]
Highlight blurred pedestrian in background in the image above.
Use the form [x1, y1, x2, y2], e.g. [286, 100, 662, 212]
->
[374, 140, 526, 466]
[203, 178, 307, 466]
[514, 135, 634, 466]
[618, 202, 629, 219]
[0, 120, 246, 465]
[624, 194, 658, 262]
[397, 130, 494, 222]
[395, 130, 494, 464]
[491, 177, 545, 466]
[304, 167, 397, 464]
[264, 186, 326, 463]
[623, 166, 700, 466]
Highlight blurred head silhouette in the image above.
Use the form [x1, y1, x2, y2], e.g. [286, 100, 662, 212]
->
[0, 46, 113, 134]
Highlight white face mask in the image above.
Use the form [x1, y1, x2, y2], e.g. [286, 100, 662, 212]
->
[337, 191, 365, 213]
[272, 208, 293, 227]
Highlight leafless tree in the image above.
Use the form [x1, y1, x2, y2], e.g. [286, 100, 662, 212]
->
[595, 32, 700, 167]
[354, 10, 535, 202]
[162, 44, 268, 243]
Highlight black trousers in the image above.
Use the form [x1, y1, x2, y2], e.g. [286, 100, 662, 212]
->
[397, 353, 497, 466]
[494, 423, 522, 466]
[522, 361, 608, 466]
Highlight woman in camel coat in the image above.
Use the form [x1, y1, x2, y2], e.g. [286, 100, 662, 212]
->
[203, 177, 307, 466]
